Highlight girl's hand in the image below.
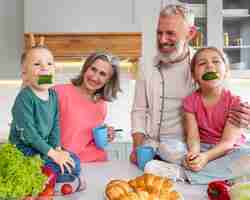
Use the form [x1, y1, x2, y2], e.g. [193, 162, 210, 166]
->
[48, 149, 75, 174]
[107, 126, 115, 142]
[188, 153, 208, 172]
[229, 101, 250, 128]
[183, 152, 199, 169]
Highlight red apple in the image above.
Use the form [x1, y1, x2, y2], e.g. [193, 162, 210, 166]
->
[61, 183, 73, 195]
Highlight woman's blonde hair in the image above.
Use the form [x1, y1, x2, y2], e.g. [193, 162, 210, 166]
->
[71, 52, 122, 101]
[190, 47, 230, 77]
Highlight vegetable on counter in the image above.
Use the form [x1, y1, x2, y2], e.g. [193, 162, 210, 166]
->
[61, 183, 73, 195]
[207, 180, 231, 200]
[230, 182, 250, 200]
[0, 143, 47, 199]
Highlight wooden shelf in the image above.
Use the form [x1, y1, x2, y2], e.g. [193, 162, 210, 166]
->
[24, 32, 142, 62]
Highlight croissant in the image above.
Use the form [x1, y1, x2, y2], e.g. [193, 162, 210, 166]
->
[105, 180, 132, 200]
[105, 173, 182, 200]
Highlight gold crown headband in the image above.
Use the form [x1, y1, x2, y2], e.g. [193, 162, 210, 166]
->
[29, 33, 45, 47]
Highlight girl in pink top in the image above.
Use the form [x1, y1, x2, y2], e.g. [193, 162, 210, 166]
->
[54, 52, 121, 162]
[183, 47, 246, 172]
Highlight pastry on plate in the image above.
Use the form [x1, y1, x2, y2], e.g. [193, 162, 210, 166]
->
[105, 173, 183, 200]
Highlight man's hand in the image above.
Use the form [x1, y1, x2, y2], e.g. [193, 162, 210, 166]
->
[130, 150, 137, 164]
[129, 132, 145, 164]
[229, 101, 250, 128]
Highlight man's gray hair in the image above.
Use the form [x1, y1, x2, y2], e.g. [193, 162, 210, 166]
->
[160, 4, 195, 27]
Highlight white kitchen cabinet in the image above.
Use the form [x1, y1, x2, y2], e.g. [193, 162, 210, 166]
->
[106, 142, 132, 161]
[222, 0, 250, 78]
[189, 0, 250, 78]
[106, 134, 132, 161]
[24, 0, 140, 32]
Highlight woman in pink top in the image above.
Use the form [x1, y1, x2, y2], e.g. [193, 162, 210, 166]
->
[54, 52, 121, 162]
[183, 47, 246, 172]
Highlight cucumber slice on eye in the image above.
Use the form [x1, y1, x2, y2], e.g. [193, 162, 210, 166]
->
[38, 74, 53, 84]
[202, 72, 219, 80]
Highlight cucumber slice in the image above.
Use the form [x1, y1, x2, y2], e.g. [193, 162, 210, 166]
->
[38, 74, 53, 85]
[202, 72, 219, 80]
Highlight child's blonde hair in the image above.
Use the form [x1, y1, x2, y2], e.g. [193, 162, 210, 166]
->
[24, 34, 52, 60]
[190, 47, 230, 77]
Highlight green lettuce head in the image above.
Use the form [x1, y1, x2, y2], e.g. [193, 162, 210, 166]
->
[0, 143, 47, 199]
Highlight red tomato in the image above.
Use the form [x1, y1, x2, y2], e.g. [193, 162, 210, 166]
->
[61, 184, 73, 195]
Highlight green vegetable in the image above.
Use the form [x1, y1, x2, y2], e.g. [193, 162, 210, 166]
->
[230, 182, 250, 200]
[38, 74, 53, 85]
[0, 143, 47, 199]
[202, 72, 220, 80]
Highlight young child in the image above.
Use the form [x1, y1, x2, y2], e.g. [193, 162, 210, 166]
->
[9, 37, 83, 192]
[182, 47, 246, 172]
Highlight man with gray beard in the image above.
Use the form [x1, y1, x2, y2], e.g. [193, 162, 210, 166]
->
[130, 4, 250, 166]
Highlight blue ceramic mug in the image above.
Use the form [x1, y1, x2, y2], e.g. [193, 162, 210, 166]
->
[93, 125, 108, 149]
[136, 146, 155, 170]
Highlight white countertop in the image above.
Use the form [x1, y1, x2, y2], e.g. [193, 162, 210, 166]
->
[54, 160, 208, 200]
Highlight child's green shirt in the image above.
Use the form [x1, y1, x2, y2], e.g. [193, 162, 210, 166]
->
[9, 87, 60, 156]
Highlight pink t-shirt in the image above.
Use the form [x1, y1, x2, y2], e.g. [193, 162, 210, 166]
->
[54, 84, 107, 162]
[183, 89, 245, 146]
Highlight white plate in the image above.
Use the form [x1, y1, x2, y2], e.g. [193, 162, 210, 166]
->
[104, 191, 184, 200]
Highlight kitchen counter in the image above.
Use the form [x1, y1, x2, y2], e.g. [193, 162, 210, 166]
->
[54, 160, 207, 200]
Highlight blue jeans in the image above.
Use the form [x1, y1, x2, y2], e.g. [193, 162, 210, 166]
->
[17, 144, 81, 183]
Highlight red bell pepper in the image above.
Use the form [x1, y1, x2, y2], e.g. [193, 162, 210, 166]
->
[207, 180, 231, 200]
[37, 165, 57, 199]
[41, 166, 57, 188]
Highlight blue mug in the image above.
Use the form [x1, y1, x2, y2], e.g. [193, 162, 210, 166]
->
[93, 125, 108, 149]
[136, 146, 155, 170]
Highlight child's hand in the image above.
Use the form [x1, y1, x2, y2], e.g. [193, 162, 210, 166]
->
[188, 153, 208, 172]
[56, 146, 62, 150]
[183, 152, 199, 169]
[48, 149, 75, 174]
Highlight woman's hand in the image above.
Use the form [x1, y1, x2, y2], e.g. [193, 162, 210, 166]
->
[48, 148, 75, 174]
[107, 126, 115, 142]
[229, 101, 250, 128]
[186, 152, 208, 172]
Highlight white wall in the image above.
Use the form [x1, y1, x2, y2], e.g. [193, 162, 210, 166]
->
[0, 0, 24, 79]
[24, 0, 141, 32]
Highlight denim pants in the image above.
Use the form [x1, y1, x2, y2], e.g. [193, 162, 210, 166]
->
[17, 144, 81, 183]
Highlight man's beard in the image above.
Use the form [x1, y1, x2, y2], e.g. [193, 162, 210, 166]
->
[157, 40, 188, 64]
